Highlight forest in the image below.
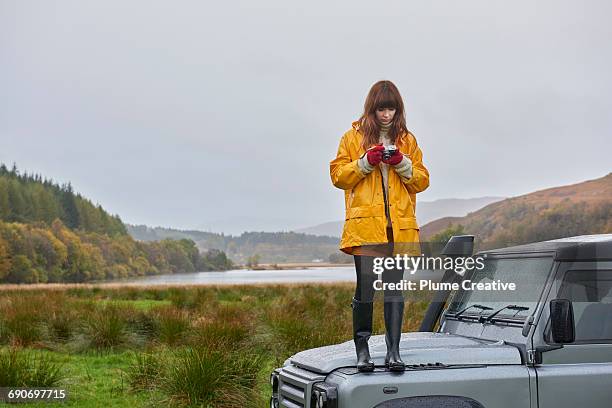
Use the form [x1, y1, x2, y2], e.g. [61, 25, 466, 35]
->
[0, 164, 233, 283]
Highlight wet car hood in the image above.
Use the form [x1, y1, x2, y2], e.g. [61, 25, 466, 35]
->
[288, 332, 522, 374]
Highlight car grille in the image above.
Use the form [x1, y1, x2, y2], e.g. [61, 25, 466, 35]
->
[278, 365, 325, 408]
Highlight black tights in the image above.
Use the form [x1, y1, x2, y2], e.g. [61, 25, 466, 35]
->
[354, 255, 404, 302]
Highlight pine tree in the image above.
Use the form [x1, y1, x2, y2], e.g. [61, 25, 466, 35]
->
[60, 183, 80, 229]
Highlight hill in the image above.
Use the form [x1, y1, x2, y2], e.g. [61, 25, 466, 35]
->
[128, 197, 505, 263]
[422, 173, 612, 249]
[0, 164, 233, 283]
[295, 196, 505, 237]
[0, 164, 126, 236]
[127, 225, 343, 264]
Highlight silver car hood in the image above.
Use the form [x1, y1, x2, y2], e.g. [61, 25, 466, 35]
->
[289, 332, 522, 374]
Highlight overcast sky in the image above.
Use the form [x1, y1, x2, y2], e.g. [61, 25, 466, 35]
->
[1, 0, 611, 234]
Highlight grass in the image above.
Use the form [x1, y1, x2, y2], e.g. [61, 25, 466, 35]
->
[0, 284, 432, 407]
[96, 299, 173, 311]
[0, 351, 164, 408]
[162, 347, 263, 407]
[0, 348, 65, 387]
[84, 305, 131, 350]
[125, 352, 163, 391]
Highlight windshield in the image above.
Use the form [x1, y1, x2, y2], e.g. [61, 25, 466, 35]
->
[447, 256, 554, 319]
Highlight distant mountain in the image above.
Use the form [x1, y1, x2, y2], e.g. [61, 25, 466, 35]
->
[421, 173, 612, 249]
[294, 221, 345, 238]
[127, 225, 341, 264]
[416, 197, 505, 224]
[295, 196, 505, 237]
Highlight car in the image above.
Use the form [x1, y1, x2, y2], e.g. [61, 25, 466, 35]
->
[269, 234, 612, 408]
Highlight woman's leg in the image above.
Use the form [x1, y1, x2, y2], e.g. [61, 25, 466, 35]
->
[354, 255, 377, 302]
[382, 263, 404, 302]
[352, 255, 376, 371]
[382, 228, 406, 371]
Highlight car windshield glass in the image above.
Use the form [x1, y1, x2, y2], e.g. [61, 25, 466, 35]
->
[447, 256, 554, 319]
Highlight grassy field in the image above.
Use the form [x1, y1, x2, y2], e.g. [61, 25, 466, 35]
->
[0, 284, 432, 407]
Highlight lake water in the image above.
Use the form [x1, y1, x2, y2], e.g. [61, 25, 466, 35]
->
[121, 266, 356, 285]
[119, 266, 442, 286]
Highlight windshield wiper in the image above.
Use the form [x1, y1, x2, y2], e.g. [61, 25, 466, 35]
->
[481, 304, 530, 323]
[453, 304, 493, 320]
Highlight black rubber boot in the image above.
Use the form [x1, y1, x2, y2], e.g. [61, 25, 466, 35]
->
[384, 300, 406, 372]
[351, 297, 375, 372]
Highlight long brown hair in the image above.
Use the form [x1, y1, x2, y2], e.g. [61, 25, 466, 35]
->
[358, 80, 409, 149]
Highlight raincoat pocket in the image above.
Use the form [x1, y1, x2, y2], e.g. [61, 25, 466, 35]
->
[345, 205, 384, 220]
[398, 217, 419, 230]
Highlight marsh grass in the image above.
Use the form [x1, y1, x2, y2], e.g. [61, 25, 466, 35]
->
[0, 348, 65, 387]
[126, 352, 163, 391]
[163, 347, 263, 408]
[263, 285, 356, 354]
[0, 283, 432, 407]
[125, 346, 263, 407]
[83, 304, 132, 350]
[155, 306, 191, 345]
[127, 310, 160, 340]
[46, 306, 81, 343]
[0, 295, 47, 346]
[167, 287, 194, 309]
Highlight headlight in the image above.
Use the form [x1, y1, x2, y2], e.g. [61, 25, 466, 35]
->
[270, 372, 279, 393]
[310, 382, 338, 408]
[269, 370, 280, 408]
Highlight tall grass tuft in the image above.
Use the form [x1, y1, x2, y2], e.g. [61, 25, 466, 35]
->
[0, 296, 46, 346]
[191, 304, 253, 349]
[126, 352, 163, 391]
[46, 309, 79, 342]
[84, 304, 130, 350]
[168, 288, 194, 309]
[163, 347, 263, 408]
[155, 307, 191, 345]
[0, 348, 65, 387]
[127, 310, 160, 340]
[264, 285, 354, 355]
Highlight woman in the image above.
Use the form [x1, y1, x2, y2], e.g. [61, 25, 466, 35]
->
[330, 80, 430, 372]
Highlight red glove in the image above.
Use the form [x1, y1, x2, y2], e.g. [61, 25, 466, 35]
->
[366, 144, 385, 166]
[383, 149, 404, 166]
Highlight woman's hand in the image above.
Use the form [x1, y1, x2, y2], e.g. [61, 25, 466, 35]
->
[390, 152, 413, 180]
[383, 149, 404, 166]
[366, 144, 385, 166]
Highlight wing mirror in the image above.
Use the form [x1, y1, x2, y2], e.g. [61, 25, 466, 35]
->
[550, 299, 575, 344]
[440, 235, 475, 257]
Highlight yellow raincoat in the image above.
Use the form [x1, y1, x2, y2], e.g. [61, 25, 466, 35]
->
[330, 121, 430, 255]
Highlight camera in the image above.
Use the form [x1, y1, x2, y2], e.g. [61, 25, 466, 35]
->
[382, 145, 397, 160]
